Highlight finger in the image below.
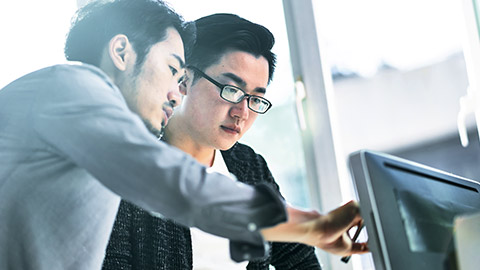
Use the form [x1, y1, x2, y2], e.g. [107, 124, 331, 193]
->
[350, 221, 364, 241]
[330, 200, 362, 226]
[318, 232, 354, 256]
[325, 200, 363, 238]
[350, 242, 369, 254]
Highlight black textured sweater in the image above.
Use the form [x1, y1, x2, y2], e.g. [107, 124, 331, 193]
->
[102, 143, 321, 270]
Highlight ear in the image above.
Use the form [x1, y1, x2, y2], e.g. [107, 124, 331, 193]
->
[108, 34, 133, 71]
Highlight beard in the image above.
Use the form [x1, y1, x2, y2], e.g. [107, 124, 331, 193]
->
[142, 118, 164, 140]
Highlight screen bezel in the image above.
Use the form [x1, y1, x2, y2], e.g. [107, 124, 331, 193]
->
[349, 150, 480, 270]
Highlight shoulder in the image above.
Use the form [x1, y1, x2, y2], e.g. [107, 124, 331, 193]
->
[28, 62, 112, 83]
[32, 63, 125, 109]
[3, 62, 114, 94]
[221, 143, 278, 189]
[53, 62, 111, 79]
[49, 62, 118, 93]
[221, 142, 266, 167]
[222, 143, 270, 174]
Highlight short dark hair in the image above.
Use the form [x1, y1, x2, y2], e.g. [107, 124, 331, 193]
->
[64, 0, 195, 69]
[188, 13, 276, 83]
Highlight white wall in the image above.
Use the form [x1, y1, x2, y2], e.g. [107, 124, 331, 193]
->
[334, 53, 469, 157]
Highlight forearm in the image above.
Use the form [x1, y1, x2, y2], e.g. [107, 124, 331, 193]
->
[260, 201, 369, 257]
[260, 205, 322, 244]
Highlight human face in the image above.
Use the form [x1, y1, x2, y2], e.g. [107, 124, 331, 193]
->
[120, 27, 185, 133]
[179, 51, 269, 150]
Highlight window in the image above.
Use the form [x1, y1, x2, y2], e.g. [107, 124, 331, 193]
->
[0, 1, 77, 88]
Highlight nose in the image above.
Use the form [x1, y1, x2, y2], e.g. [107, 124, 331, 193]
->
[230, 97, 249, 120]
[167, 84, 183, 108]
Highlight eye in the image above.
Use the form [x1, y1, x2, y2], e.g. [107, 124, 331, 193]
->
[251, 97, 262, 105]
[177, 74, 187, 85]
[224, 86, 238, 95]
[169, 66, 178, 76]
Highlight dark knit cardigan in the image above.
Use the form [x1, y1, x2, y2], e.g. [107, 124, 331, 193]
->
[102, 143, 321, 270]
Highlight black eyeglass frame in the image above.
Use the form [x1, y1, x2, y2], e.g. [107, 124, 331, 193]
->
[188, 66, 272, 114]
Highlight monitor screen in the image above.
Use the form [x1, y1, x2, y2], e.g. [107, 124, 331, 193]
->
[349, 150, 480, 270]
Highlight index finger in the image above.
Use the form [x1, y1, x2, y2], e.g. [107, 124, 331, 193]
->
[325, 200, 363, 239]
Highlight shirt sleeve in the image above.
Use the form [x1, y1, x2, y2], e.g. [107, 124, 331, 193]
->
[31, 64, 287, 247]
[270, 242, 321, 269]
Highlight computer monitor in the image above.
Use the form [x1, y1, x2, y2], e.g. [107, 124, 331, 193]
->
[349, 150, 480, 270]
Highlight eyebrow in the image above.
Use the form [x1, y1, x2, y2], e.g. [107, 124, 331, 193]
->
[171, 54, 185, 68]
[221, 72, 267, 94]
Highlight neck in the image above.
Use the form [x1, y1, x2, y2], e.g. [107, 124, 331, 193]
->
[163, 117, 215, 166]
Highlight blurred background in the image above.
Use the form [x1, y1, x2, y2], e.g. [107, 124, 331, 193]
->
[1, 0, 479, 269]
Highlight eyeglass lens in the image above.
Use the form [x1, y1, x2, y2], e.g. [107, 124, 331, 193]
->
[221, 86, 270, 113]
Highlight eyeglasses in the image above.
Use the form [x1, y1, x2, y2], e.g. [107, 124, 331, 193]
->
[188, 66, 272, 114]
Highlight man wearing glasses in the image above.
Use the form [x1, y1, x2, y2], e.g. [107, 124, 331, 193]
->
[103, 13, 367, 270]
[187, 66, 273, 114]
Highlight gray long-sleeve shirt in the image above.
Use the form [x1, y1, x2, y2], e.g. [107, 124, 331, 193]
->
[0, 63, 286, 270]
